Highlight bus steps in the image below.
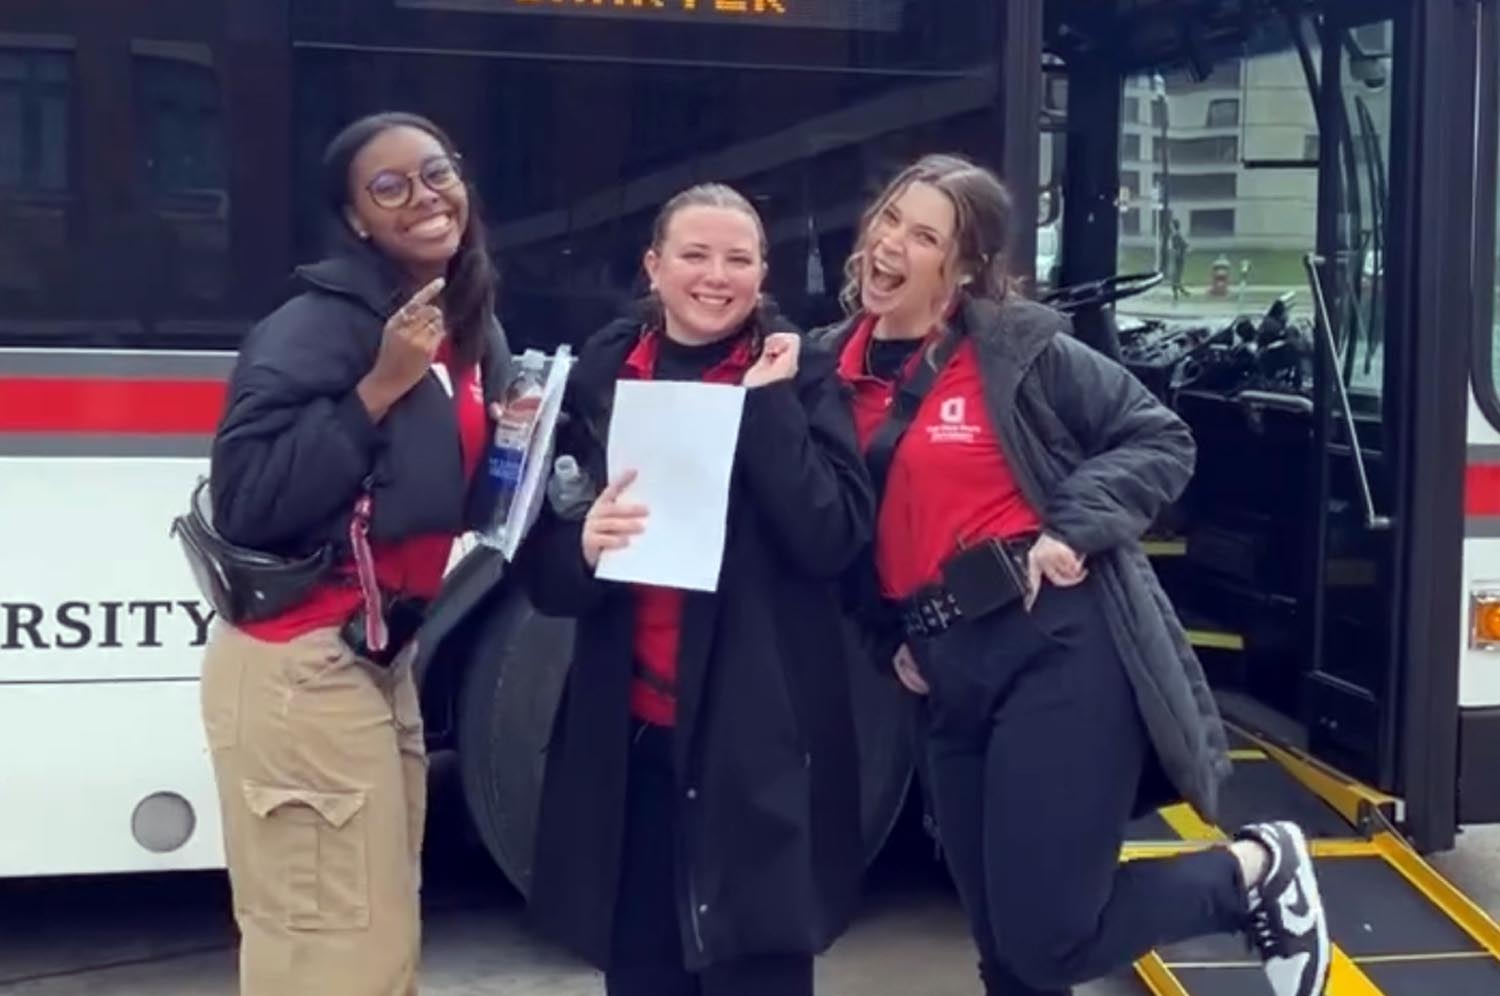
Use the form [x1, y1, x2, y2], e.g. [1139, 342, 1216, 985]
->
[1123, 725, 1500, 996]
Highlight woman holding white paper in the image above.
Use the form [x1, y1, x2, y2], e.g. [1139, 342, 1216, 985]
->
[513, 183, 875, 996]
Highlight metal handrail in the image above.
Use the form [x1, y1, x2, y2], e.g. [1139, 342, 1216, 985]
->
[1237, 389, 1315, 415]
[1303, 252, 1392, 531]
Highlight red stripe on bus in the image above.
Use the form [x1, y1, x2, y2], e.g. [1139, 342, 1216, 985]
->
[0, 377, 226, 434]
[1467, 463, 1500, 516]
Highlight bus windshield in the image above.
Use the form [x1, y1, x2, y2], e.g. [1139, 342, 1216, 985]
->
[1108, 21, 1393, 396]
[0, 0, 1005, 353]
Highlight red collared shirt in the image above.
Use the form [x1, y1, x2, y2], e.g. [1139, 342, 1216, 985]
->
[620, 328, 753, 727]
[837, 315, 1041, 600]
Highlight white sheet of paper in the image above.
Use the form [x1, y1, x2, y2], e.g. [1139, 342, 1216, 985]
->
[595, 379, 746, 592]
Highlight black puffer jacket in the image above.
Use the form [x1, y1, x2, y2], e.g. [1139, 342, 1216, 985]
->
[211, 248, 512, 558]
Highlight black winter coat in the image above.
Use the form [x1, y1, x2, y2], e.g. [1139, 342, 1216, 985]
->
[814, 295, 1231, 821]
[212, 249, 512, 559]
[513, 317, 876, 971]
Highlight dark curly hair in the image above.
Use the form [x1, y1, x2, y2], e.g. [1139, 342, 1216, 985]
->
[321, 111, 497, 367]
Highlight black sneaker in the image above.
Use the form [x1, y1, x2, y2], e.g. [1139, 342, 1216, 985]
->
[1235, 821, 1331, 996]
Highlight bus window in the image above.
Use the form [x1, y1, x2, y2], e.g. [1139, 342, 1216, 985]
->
[288, 0, 1006, 350]
[1036, 55, 1066, 291]
[1115, 47, 1321, 325]
[1480, 1, 1500, 429]
[0, 30, 246, 352]
[132, 43, 231, 314]
[0, 44, 73, 321]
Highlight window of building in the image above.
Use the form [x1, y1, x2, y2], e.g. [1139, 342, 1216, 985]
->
[1165, 172, 1237, 199]
[1189, 208, 1236, 236]
[1206, 98, 1240, 128]
[1168, 135, 1240, 164]
[1166, 59, 1243, 92]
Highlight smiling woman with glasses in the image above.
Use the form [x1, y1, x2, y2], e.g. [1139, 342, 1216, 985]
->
[365, 153, 464, 210]
[199, 112, 512, 996]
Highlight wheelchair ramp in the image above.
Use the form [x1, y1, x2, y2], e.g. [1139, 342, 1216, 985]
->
[1123, 727, 1500, 996]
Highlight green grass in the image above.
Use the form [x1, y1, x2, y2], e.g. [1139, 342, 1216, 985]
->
[1117, 247, 1308, 287]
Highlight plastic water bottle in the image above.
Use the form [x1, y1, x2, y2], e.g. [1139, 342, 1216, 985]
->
[548, 454, 594, 518]
[487, 352, 548, 533]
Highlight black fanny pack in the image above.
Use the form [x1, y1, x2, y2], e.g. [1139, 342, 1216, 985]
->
[901, 536, 1035, 638]
[170, 477, 334, 625]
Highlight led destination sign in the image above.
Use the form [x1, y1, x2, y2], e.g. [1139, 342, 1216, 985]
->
[396, 0, 906, 32]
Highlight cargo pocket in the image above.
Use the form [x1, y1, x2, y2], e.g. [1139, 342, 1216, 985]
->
[241, 783, 370, 931]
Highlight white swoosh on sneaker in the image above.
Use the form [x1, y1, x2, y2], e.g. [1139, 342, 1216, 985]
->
[1280, 878, 1322, 937]
[1266, 951, 1312, 996]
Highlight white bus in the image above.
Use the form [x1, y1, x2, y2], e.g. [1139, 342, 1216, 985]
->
[4, 4, 1500, 991]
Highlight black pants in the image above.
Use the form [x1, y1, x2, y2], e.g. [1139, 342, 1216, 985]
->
[605, 722, 815, 996]
[911, 577, 1247, 995]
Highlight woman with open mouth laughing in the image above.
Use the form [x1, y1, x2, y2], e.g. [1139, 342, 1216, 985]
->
[818, 153, 1332, 996]
[512, 183, 874, 996]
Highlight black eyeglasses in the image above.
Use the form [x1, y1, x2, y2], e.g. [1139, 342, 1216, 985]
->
[364, 154, 463, 210]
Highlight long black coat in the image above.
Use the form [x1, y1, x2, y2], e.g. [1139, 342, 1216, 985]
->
[513, 318, 876, 971]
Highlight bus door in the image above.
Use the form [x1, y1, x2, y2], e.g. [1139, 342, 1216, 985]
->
[1304, 0, 1477, 850]
[1049, 0, 1477, 850]
[1301, 2, 1407, 803]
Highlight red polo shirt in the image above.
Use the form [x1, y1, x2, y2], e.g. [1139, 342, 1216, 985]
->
[838, 315, 1041, 601]
[241, 341, 488, 642]
[620, 329, 753, 727]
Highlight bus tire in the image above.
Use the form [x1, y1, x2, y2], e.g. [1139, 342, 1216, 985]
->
[456, 585, 575, 898]
[456, 589, 916, 894]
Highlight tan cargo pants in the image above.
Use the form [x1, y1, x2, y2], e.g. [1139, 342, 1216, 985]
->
[200, 623, 427, 996]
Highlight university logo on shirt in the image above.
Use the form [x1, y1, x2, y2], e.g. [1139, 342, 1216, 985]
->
[928, 395, 980, 444]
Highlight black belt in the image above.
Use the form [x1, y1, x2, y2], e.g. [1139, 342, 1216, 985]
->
[899, 535, 1036, 639]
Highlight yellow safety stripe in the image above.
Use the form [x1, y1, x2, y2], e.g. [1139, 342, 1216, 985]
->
[1328, 949, 1385, 996]
[1134, 952, 1193, 996]
[1371, 831, 1500, 961]
[1131, 802, 1387, 995]
[1186, 630, 1245, 651]
[1308, 839, 1382, 858]
[1157, 803, 1223, 842]
[1228, 725, 1399, 826]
